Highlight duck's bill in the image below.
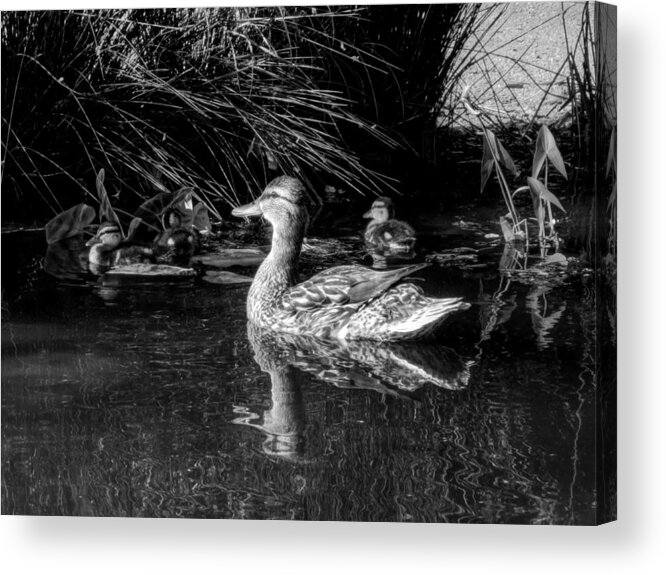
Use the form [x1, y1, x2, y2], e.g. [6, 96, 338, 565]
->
[232, 200, 261, 218]
[363, 210, 372, 218]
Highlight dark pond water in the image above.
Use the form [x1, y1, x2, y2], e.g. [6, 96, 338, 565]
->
[1, 206, 607, 524]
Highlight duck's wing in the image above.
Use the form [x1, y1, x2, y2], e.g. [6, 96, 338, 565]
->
[394, 220, 416, 238]
[280, 263, 428, 312]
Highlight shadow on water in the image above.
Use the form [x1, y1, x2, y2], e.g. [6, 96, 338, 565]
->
[1, 213, 610, 523]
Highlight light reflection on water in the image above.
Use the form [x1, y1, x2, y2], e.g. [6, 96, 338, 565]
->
[1, 227, 603, 523]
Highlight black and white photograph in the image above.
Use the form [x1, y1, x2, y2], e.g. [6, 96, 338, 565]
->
[2, 0, 617, 530]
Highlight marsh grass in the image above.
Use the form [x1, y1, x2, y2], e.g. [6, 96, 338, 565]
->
[560, 2, 616, 266]
[2, 8, 395, 215]
[2, 5, 482, 220]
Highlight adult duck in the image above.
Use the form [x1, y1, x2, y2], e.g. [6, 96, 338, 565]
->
[363, 197, 416, 253]
[232, 176, 469, 341]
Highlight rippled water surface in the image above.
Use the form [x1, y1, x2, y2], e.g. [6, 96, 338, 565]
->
[2, 213, 608, 524]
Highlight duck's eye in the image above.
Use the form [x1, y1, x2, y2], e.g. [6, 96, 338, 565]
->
[262, 191, 298, 205]
[187, 236, 193, 243]
[167, 237, 175, 246]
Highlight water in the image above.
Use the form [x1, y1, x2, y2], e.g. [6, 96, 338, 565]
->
[1, 211, 606, 524]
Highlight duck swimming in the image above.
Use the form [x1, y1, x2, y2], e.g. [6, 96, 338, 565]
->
[363, 197, 416, 253]
[87, 221, 154, 271]
[154, 210, 199, 266]
[86, 222, 123, 267]
[232, 176, 469, 341]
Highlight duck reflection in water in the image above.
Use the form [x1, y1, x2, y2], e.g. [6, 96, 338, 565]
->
[233, 323, 308, 463]
[235, 322, 472, 462]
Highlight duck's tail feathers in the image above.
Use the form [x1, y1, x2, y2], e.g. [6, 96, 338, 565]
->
[388, 297, 470, 340]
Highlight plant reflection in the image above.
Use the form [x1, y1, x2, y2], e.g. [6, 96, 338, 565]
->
[43, 235, 91, 281]
[478, 244, 567, 350]
[526, 285, 566, 350]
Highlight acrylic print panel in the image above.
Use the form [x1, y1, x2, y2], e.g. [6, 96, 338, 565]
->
[1, 2, 616, 524]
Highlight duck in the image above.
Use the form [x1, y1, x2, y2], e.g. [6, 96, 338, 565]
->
[86, 222, 123, 268]
[86, 221, 155, 272]
[154, 209, 199, 266]
[363, 197, 416, 253]
[231, 176, 469, 341]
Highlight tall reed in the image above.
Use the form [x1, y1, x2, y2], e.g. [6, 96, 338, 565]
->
[2, 7, 394, 218]
[2, 5, 482, 220]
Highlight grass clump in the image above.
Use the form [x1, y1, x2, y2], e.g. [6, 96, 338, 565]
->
[1, 7, 395, 219]
[2, 5, 484, 221]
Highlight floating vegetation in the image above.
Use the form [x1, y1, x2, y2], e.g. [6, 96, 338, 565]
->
[101, 263, 196, 286]
[499, 246, 588, 288]
[202, 271, 254, 286]
[426, 246, 479, 267]
[192, 248, 267, 270]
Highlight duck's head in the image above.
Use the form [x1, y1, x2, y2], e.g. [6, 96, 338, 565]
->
[86, 222, 122, 248]
[232, 176, 307, 230]
[363, 197, 394, 223]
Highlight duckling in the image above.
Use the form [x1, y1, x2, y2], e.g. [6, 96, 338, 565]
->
[113, 243, 156, 265]
[154, 209, 199, 266]
[86, 222, 123, 268]
[232, 176, 469, 341]
[87, 221, 155, 274]
[363, 197, 416, 253]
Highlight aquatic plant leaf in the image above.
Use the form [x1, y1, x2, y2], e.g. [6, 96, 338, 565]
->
[532, 125, 567, 180]
[134, 192, 173, 221]
[43, 235, 89, 278]
[527, 177, 566, 213]
[45, 203, 96, 244]
[125, 217, 144, 241]
[192, 203, 212, 233]
[480, 132, 495, 193]
[526, 178, 543, 218]
[499, 215, 515, 242]
[495, 135, 519, 176]
[95, 169, 121, 228]
[481, 130, 518, 191]
[541, 188, 565, 213]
